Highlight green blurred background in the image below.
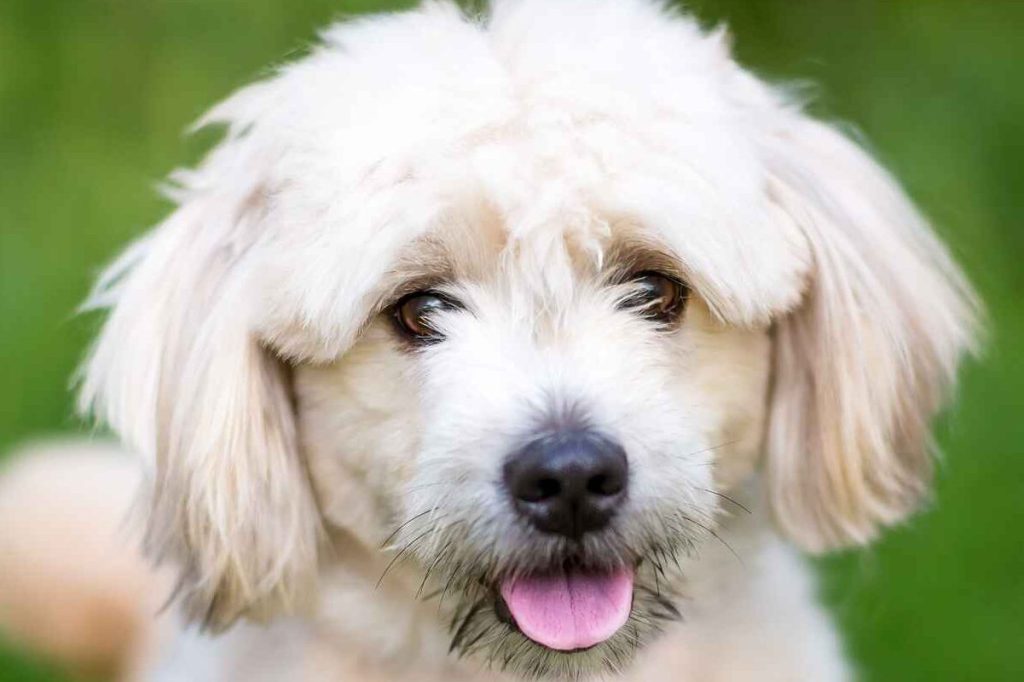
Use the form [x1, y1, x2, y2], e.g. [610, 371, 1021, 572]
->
[0, 0, 1020, 680]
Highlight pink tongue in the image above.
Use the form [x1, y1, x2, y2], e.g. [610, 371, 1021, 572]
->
[500, 567, 634, 651]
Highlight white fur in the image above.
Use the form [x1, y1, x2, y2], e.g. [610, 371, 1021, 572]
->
[56, 0, 979, 680]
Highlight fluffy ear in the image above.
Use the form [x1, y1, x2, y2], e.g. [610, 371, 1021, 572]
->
[763, 117, 980, 552]
[78, 135, 321, 629]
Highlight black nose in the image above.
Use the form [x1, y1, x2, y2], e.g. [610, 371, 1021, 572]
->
[503, 431, 628, 539]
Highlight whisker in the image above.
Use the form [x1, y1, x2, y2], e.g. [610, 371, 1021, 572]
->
[684, 438, 741, 458]
[376, 526, 437, 589]
[679, 512, 744, 567]
[459, 621, 492, 656]
[417, 539, 454, 599]
[379, 508, 435, 549]
[449, 599, 488, 654]
[403, 480, 457, 495]
[438, 560, 463, 613]
[701, 488, 751, 515]
[651, 593, 682, 621]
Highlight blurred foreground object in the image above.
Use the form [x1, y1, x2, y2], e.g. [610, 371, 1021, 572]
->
[0, 442, 170, 681]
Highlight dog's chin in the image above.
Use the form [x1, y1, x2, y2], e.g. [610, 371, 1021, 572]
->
[442, 552, 684, 679]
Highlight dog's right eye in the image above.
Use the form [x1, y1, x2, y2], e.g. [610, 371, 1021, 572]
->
[393, 291, 459, 344]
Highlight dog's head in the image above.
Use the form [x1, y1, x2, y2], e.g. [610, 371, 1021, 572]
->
[78, 0, 978, 677]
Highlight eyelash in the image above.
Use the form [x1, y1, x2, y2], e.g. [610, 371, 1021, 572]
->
[390, 271, 688, 345]
[615, 271, 689, 324]
[391, 290, 461, 344]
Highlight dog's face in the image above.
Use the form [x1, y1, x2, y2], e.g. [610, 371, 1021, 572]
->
[78, 1, 977, 678]
[296, 215, 772, 671]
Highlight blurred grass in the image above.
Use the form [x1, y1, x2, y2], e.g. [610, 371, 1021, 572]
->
[0, 1, 1021, 680]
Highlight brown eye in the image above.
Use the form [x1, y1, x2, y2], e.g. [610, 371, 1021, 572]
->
[393, 291, 459, 343]
[618, 271, 688, 323]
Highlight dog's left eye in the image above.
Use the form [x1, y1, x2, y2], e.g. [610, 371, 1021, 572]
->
[393, 291, 460, 343]
[618, 272, 688, 323]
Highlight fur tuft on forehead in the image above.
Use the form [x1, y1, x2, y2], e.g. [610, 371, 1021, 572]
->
[167, 0, 810, 362]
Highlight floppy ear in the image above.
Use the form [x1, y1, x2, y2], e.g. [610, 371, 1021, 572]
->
[78, 131, 321, 629]
[763, 116, 980, 552]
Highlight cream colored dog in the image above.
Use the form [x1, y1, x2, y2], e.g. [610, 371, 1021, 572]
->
[0, 1, 978, 680]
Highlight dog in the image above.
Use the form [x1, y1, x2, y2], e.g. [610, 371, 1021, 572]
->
[0, 1, 979, 680]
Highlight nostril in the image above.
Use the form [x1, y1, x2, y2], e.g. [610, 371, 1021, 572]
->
[536, 478, 560, 500]
[510, 474, 562, 503]
[517, 477, 560, 503]
[586, 472, 623, 497]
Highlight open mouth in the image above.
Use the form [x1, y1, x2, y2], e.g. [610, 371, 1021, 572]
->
[439, 545, 685, 671]
[497, 564, 635, 652]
